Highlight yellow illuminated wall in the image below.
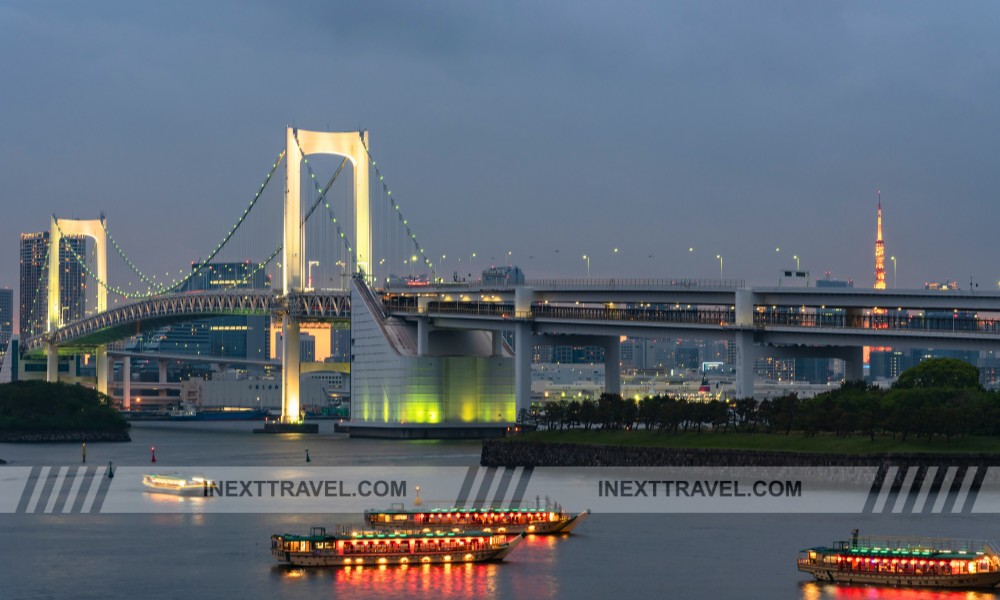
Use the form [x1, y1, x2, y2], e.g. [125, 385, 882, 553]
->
[350, 286, 515, 426]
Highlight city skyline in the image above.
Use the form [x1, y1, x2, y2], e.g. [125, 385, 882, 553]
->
[3, 2, 1000, 332]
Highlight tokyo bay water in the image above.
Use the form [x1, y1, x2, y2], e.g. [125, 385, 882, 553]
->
[1, 422, 997, 600]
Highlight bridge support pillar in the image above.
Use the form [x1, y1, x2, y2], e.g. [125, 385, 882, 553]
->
[734, 331, 758, 399]
[416, 318, 430, 356]
[735, 289, 755, 326]
[281, 316, 301, 423]
[123, 357, 131, 411]
[604, 336, 621, 395]
[46, 343, 58, 383]
[491, 331, 504, 356]
[844, 346, 865, 382]
[96, 347, 108, 397]
[158, 360, 169, 397]
[514, 322, 533, 417]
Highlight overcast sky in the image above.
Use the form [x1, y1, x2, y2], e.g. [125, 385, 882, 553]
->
[2, 1, 999, 319]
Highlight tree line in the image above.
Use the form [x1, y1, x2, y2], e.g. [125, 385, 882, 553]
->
[518, 358, 999, 441]
[0, 381, 128, 431]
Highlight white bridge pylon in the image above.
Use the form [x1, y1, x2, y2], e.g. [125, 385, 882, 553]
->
[47, 216, 108, 396]
[281, 128, 370, 423]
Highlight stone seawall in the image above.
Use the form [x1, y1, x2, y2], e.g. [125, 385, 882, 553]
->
[481, 440, 1000, 467]
[0, 429, 131, 443]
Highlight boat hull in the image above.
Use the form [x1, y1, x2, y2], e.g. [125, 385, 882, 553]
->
[272, 534, 524, 567]
[799, 564, 1000, 589]
[171, 409, 268, 421]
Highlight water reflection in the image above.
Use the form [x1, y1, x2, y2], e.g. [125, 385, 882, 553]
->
[801, 581, 1000, 600]
[266, 533, 575, 599]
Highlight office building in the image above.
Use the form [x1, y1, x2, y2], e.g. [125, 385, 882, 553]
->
[19, 232, 87, 339]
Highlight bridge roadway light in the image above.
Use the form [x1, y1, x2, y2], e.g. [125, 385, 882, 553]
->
[890, 256, 897, 288]
[793, 255, 800, 270]
[582, 255, 590, 278]
[716, 255, 723, 280]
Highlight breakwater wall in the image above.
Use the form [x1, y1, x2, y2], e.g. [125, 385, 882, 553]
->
[481, 440, 1000, 467]
[0, 429, 131, 443]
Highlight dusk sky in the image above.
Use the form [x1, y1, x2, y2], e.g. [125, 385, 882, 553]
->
[3, 1, 1000, 322]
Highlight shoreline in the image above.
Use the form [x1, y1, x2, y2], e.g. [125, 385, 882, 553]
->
[481, 439, 1000, 467]
[0, 429, 132, 443]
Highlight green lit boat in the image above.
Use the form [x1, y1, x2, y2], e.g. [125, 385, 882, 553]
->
[798, 530, 1000, 589]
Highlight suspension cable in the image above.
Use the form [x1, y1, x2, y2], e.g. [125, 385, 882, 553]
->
[97, 149, 286, 296]
[357, 133, 436, 275]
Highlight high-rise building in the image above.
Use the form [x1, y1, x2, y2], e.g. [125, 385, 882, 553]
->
[0, 288, 12, 371]
[19, 232, 87, 339]
[131, 262, 270, 361]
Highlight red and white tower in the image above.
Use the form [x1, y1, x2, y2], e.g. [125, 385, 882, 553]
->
[874, 191, 886, 290]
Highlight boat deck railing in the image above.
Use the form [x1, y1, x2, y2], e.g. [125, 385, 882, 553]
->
[833, 536, 999, 556]
[371, 501, 566, 514]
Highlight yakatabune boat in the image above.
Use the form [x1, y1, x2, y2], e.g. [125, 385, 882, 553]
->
[141, 473, 213, 496]
[798, 530, 1000, 589]
[271, 527, 525, 567]
[364, 506, 590, 535]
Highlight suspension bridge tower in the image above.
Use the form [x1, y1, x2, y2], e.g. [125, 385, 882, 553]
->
[279, 128, 370, 424]
[46, 216, 108, 395]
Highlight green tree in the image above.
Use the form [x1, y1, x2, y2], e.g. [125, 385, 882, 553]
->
[894, 358, 981, 390]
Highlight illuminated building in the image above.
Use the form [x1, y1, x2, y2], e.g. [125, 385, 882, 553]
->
[0, 288, 11, 372]
[19, 232, 86, 339]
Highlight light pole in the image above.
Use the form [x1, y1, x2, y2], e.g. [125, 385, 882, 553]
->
[507, 250, 512, 267]
[793, 255, 800, 270]
[716, 254, 723, 280]
[307, 260, 319, 290]
[411, 255, 417, 278]
[582, 255, 590, 278]
[335, 260, 346, 290]
[890, 256, 897, 288]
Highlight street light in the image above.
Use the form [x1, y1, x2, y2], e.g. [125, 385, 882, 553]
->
[716, 254, 723, 280]
[507, 250, 512, 266]
[793, 255, 800, 270]
[582, 255, 590, 277]
[890, 256, 897, 288]
[307, 260, 319, 290]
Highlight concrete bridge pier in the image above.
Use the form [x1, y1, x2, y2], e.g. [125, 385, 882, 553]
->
[514, 322, 533, 417]
[122, 357, 131, 410]
[158, 359, 169, 397]
[491, 330, 504, 356]
[734, 331, 759, 400]
[603, 336, 621, 395]
[843, 346, 865, 382]
[96, 346, 108, 396]
[416, 317, 430, 356]
[46, 343, 58, 383]
[280, 316, 301, 423]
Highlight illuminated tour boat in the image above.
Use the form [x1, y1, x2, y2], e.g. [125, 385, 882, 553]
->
[141, 473, 213, 496]
[364, 505, 591, 535]
[270, 527, 525, 567]
[798, 530, 1000, 589]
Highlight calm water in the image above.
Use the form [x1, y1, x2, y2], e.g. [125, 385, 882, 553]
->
[1, 422, 998, 600]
